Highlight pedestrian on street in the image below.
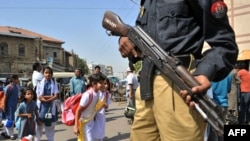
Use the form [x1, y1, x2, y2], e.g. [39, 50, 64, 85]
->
[74, 73, 106, 141]
[237, 62, 250, 125]
[16, 87, 41, 140]
[92, 76, 111, 141]
[69, 68, 86, 97]
[32, 62, 44, 102]
[207, 73, 232, 141]
[32, 63, 43, 89]
[125, 66, 138, 124]
[1, 75, 20, 140]
[94, 65, 101, 74]
[226, 67, 241, 124]
[35, 66, 59, 141]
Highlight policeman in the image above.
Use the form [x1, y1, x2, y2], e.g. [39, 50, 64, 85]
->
[118, 0, 238, 141]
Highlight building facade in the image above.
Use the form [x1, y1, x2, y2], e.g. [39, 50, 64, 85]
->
[0, 26, 78, 78]
[227, 0, 250, 70]
[226, 0, 250, 53]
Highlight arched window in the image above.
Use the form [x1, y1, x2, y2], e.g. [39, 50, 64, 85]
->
[0, 42, 8, 56]
[18, 43, 25, 57]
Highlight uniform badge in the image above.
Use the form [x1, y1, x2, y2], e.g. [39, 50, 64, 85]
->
[211, 0, 228, 19]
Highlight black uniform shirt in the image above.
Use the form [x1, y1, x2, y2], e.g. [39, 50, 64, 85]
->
[136, 0, 238, 81]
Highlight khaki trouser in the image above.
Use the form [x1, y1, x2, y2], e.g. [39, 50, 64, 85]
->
[130, 75, 206, 141]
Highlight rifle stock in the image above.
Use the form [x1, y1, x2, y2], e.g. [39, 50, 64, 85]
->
[102, 11, 131, 36]
[102, 10, 224, 136]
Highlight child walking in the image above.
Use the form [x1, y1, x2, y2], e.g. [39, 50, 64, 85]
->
[93, 77, 111, 141]
[1, 75, 20, 140]
[74, 73, 106, 141]
[35, 66, 59, 141]
[16, 88, 41, 141]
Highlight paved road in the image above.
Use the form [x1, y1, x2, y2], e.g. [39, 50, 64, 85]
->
[0, 100, 131, 141]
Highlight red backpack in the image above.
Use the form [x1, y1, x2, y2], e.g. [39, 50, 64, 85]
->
[0, 85, 13, 111]
[62, 90, 93, 126]
[0, 91, 5, 110]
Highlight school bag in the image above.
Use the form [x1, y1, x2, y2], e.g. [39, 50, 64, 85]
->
[0, 84, 13, 110]
[0, 90, 5, 110]
[62, 91, 93, 126]
[14, 102, 26, 130]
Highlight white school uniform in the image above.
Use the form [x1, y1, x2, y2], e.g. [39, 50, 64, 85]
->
[93, 91, 111, 141]
[35, 78, 59, 141]
[79, 88, 100, 141]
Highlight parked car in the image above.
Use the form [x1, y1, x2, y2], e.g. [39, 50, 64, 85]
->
[53, 72, 75, 80]
[53, 72, 75, 100]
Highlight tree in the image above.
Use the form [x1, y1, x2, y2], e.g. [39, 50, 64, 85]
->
[77, 57, 89, 75]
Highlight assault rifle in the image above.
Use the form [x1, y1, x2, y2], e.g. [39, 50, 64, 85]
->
[102, 11, 224, 136]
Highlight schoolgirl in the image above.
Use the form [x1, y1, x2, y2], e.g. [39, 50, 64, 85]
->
[35, 66, 59, 141]
[93, 77, 111, 141]
[74, 73, 106, 141]
[16, 88, 40, 141]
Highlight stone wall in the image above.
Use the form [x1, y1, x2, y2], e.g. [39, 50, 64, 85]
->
[0, 35, 36, 74]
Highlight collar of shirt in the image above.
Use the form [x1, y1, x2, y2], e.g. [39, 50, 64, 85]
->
[74, 76, 82, 79]
[45, 80, 51, 84]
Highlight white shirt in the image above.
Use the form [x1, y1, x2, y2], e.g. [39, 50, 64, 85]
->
[36, 78, 59, 114]
[32, 70, 44, 87]
[79, 88, 99, 119]
[78, 88, 100, 141]
[92, 91, 111, 139]
[126, 72, 139, 90]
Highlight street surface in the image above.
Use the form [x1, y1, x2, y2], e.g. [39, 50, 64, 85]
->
[0, 100, 131, 141]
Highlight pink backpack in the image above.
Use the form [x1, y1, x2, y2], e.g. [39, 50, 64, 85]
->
[62, 90, 93, 126]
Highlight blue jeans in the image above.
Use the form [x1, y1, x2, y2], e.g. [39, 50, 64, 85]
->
[238, 92, 250, 124]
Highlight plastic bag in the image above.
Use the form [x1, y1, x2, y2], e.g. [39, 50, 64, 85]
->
[124, 103, 136, 119]
[3, 119, 14, 128]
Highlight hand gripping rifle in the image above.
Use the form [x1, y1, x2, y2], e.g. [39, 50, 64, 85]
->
[102, 11, 224, 136]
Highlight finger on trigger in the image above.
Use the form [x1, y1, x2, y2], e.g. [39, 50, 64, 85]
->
[185, 95, 192, 103]
[131, 48, 138, 57]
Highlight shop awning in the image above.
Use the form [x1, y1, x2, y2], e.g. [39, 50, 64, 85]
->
[237, 50, 250, 61]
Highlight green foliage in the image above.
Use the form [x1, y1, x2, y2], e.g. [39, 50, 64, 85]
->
[77, 57, 89, 74]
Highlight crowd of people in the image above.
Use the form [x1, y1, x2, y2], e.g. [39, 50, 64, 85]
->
[0, 63, 115, 141]
[0, 59, 249, 140]
[208, 62, 250, 128]
[72, 65, 113, 141]
[2, 1, 250, 140]
[2, 61, 249, 141]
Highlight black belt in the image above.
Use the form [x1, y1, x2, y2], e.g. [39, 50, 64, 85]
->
[177, 54, 193, 69]
[154, 54, 194, 74]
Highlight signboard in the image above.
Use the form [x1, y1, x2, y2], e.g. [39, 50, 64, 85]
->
[47, 57, 53, 66]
